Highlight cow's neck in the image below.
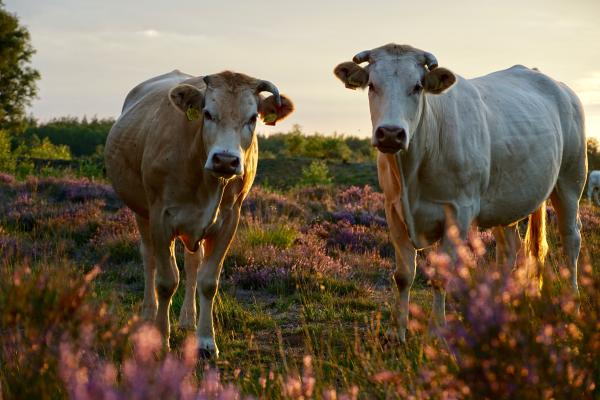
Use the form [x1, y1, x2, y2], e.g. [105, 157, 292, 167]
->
[394, 96, 438, 248]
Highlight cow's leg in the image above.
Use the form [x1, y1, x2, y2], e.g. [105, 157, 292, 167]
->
[392, 246, 417, 343]
[196, 210, 240, 358]
[431, 280, 446, 330]
[492, 225, 522, 269]
[432, 213, 471, 329]
[136, 215, 158, 321]
[384, 203, 416, 343]
[149, 221, 179, 347]
[179, 247, 203, 330]
[550, 186, 582, 296]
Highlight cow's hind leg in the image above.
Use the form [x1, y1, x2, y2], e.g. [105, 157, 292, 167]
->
[432, 211, 472, 329]
[492, 225, 522, 269]
[179, 247, 203, 330]
[550, 182, 583, 295]
[136, 215, 158, 321]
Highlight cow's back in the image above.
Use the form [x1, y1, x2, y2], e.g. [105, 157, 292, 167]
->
[105, 70, 195, 216]
[470, 66, 586, 226]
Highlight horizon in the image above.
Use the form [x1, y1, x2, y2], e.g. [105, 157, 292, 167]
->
[5, 0, 600, 140]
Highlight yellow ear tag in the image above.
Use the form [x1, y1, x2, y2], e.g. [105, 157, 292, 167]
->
[186, 107, 201, 121]
[347, 77, 361, 89]
[263, 113, 278, 125]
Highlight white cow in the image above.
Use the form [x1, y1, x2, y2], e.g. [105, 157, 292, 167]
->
[105, 70, 294, 357]
[334, 44, 587, 341]
[588, 170, 600, 205]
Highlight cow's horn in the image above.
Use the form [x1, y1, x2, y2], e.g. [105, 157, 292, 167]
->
[256, 80, 281, 107]
[424, 52, 438, 70]
[353, 50, 371, 64]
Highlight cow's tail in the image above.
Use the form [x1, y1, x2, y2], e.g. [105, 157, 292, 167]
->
[524, 201, 548, 267]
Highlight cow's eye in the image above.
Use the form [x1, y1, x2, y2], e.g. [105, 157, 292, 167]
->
[368, 82, 375, 91]
[412, 83, 423, 95]
[203, 110, 214, 121]
[248, 114, 258, 125]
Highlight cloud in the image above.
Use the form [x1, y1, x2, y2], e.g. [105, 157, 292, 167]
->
[138, 29, 161, 38]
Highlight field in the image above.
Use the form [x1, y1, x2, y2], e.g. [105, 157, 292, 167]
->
[1, 172, 599, 399]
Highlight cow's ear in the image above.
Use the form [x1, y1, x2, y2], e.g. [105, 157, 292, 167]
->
[334, 61, 369, 90]
[258, 94, 294, 126]
[423, 68, 456, 95]
[169, 84, 205, 120]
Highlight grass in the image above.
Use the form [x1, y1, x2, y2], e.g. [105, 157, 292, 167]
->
[0, 172, 599, 399]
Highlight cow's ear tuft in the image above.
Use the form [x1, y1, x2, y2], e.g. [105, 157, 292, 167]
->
[169, 84, 205, 118]
[259, 94, 294, 126]
[423, 68, 456, 95]
[334, 62, 369, 90]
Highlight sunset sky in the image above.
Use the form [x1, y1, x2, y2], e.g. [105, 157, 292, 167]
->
[5, 0, 600, 139]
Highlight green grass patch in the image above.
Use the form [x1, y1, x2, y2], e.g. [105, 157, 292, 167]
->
[245, 224, 298, 249]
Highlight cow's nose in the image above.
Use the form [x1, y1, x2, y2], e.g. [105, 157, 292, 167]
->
[210, 153, 241, 176]
[374, 125, 407, 153]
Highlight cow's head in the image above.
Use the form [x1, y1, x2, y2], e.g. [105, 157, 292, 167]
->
[334, 44, 456, 153]
[169, 71, 294, 178]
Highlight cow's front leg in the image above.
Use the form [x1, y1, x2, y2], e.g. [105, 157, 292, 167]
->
[179, 248, 203, 330]
[150, 221, 179, 348]
[136, 215, 158, 321]
[385, 203, 416, 343]
[197, 211, 239, 358]
[392, 246, 417, 343]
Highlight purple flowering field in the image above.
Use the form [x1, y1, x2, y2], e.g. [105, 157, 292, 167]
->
[1, 172, 599, 399]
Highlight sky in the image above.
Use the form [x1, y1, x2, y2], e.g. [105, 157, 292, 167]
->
[5, 0, 600, 139]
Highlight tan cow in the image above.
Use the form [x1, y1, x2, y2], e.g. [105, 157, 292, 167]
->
[105, 70, 294, 357]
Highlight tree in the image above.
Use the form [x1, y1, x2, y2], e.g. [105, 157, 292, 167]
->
[0, 1, 40, 133]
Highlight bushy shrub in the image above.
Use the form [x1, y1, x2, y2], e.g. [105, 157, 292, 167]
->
[298, 161, 332, 187]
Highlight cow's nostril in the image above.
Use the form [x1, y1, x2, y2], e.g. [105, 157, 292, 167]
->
[230, 158, 240, 168]
[396, 128, 406, 143]
[375, 128, 385, 140]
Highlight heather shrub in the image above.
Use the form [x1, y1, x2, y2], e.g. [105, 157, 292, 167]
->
[29, 176, 120, 209]
[403, 227, 600, 399]
[229, 227, 347, 294]
[0, 264, 127, 399]
[291, 184, 336, 217]
[242, 186, 305, 221]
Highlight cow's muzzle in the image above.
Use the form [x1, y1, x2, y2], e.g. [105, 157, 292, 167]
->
[207, 152, 242, 178]
[374, 125, 407, 153]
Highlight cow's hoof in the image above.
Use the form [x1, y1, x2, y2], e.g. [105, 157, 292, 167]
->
[197, 337, 219, 359]
[198, 348, 214, 360]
